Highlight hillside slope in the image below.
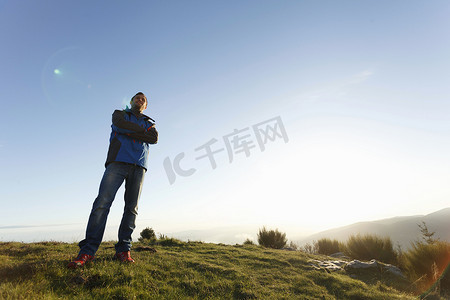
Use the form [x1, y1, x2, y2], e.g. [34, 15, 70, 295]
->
[302, 207, 450, 249]
[0, 240, 417, 299]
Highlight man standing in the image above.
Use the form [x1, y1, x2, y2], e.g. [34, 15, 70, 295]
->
[68, 92, 158, 268]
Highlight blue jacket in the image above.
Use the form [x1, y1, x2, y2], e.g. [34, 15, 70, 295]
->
[105, 108, 158, 170]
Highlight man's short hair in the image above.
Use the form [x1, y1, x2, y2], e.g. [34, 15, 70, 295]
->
[131, 92, 147, 102]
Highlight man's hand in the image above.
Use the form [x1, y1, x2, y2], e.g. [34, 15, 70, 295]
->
[127, 127, 158, 144]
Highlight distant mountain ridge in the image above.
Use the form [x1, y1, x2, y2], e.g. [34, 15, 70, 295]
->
[301, 207, 450, 249]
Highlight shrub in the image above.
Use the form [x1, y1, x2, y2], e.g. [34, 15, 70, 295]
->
[344, 234, 397, 264]
[157, 237, 184, 247]
[314, 238, 341, 255]
[401, 240, 450, 292]
[300, 242, 314, 254]
[243, 239, 254, 245]
[257, 227, 287, 249]
[139, 227, 156, 242]
[287, 241, 299, 250]
[418, 221, 438, 244]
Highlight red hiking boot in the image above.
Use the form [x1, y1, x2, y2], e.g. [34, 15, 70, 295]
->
[114, 251, 135, 263]
[67, 253, 94, 269]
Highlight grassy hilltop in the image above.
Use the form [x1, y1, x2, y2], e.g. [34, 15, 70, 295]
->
[0, 240, 423, 299]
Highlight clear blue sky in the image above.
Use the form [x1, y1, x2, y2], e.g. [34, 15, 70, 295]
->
[1, 0, 449, 242]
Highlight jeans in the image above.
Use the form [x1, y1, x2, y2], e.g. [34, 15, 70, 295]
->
[78, 162, 145, 256]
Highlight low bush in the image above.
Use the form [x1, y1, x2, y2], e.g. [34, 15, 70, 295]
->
[344, 234, 397, 264]
[157, 237, 185, 247]
[300, 242, 314, 254]
[314, 238, 341, 255]
[139, 227, 156, 242]
[401, 241, 450, 292]
[243, 239, 254, 245]
[287, 241, 299, 250]
[257, 227, 287, 249]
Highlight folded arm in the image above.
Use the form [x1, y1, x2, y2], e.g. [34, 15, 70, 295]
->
[112, 110, 147, 134]
[127, 127, 158, 144]
[112, 110, 158, 144]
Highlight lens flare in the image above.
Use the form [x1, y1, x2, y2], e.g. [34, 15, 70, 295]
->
[41, 47, 93, 106]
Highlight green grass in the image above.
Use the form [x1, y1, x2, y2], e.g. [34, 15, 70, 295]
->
[0, 241, 417, 299]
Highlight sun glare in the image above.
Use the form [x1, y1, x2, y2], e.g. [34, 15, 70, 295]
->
[233, 136, 416, 232]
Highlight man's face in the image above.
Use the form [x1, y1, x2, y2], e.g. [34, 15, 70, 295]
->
[131, 94, 147, 112]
